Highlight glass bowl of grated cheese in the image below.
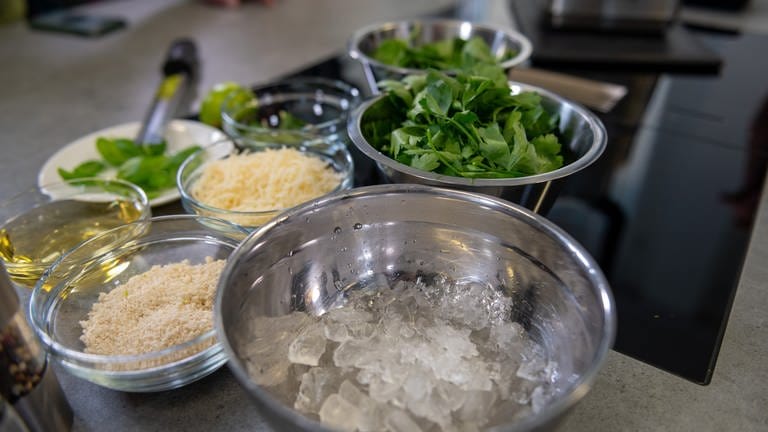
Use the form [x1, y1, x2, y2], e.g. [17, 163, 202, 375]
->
[29, 214, 249, 392]
[177, 138, 354, 231]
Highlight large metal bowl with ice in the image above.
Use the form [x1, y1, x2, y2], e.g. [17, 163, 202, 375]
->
[215, 184, 615, 431]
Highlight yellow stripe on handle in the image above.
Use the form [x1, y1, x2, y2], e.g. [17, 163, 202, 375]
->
[157, 74, 183, 100]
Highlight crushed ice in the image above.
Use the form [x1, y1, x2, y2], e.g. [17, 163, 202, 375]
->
[241, 275, 558, 431]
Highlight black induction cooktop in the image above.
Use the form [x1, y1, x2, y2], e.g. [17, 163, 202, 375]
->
[240, 1, 767, 385]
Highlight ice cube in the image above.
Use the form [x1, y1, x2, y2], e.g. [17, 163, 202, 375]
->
[384, 408, 423, 432]
[294, 367, 342, 414]
[406, 387, 452, 427]
[319, 393, 361, 431]
[424, 322, 478, 359]
[334, 339, 374, 368]
[401, 370, 432, 402]
[338, 380, 384, 432]
[346, 321, 377, 340]
[356, 368, 374, 385]
[530, 385, 547, 413]
[435, 380, 467, 412]
[288, 324, 327, 366]
[516, 352, 548, 382]
[339, 379, 365, 401]
[488, 361, 523, 400]
[324, 307, 374, 324]
[427, 354, 491, 391]
[324, 321, 351, 342]
[368, 376, 404, 405]
[457, 390, 497, 424]
[489, 321, 524, 354]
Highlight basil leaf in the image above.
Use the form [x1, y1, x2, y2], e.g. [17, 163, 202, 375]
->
[97, 137, 131, 166]
[57, 160, 106, 180]
[142, 141, 167, 156]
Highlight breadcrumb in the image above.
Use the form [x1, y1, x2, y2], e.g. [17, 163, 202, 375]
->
[80, 257, 225, 356]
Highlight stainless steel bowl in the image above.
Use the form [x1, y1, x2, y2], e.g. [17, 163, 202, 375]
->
[216, 184, 615, 431]
[348, 18, 533, 94]
[347, 82, 607, 214]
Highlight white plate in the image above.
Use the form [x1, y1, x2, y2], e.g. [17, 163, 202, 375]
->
[38, 120, 227, 207]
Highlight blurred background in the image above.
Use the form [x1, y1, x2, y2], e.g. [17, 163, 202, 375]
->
[1, 0, 767, 430]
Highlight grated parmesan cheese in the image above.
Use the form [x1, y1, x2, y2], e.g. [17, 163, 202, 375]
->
[191, 147, 343, 224]
[79, 257, 225, 356]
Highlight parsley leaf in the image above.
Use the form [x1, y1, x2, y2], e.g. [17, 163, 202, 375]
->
[361, 65, 565, 179]
[371, 36, 516, 71]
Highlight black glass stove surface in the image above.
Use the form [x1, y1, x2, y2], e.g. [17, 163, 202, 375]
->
[271, 4, 767, 385]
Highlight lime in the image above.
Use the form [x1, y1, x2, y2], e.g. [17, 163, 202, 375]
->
[199, 82, 254, 128]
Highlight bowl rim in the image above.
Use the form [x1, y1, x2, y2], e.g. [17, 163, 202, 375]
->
[215, 183, 617, 432]
[347, 18, 534, 75]
[2, 177, 150, 213]
[220, 76, 363, 136]
[28, 214, 249, 380]
[176, 139, 355, 225]
[347, 80, 607, 186]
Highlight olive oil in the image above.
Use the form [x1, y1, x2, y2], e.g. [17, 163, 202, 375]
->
[0, 198, 143, 287]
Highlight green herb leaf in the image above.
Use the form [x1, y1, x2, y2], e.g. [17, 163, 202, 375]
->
[141, 141, 167, 156]
[96, 137, 138, 166]
[370, 35, 515, 71]
[362, 65, 565, 179]
[372, 39, 411, 67]
[410, 152, 440, 171]
[277, 111, 307, 130]
[57, 160, 106, 180]
[478, 124, 511, 169]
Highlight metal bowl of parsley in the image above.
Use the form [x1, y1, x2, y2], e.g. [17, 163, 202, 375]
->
[348, 18, 532, 93]
[347, 68, 606, 214]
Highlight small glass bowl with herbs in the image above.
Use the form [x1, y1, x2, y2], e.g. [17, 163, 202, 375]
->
[348, 18, 532, 93]
[347, 65, 607, 215]
[219, 77, 362, 150]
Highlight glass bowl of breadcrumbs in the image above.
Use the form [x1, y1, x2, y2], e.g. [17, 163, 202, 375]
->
[29, 214, 249, 392]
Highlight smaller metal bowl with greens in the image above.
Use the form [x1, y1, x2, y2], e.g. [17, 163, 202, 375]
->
[348, 18, 532, 93]
[347, 72, 606, 215]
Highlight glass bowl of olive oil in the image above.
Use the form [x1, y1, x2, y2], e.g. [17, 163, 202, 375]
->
[0, 178, 150, 288]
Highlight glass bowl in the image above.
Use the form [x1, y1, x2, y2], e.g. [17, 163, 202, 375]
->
[29, 215, 249, 393]
[177, 138, 354, 231]
[221, 76, 362, 149]
[348, 18, 533, 93]
[215, 184, 615, 431]
[0, 178, 150, 288]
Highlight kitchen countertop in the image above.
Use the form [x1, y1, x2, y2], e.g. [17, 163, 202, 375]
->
[1, 0, 766, 430]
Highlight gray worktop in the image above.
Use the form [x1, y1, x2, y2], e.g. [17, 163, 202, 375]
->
[1, 0, 766, 431]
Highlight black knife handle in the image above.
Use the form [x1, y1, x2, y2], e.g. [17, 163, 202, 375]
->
[162, 38, 199, 78]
